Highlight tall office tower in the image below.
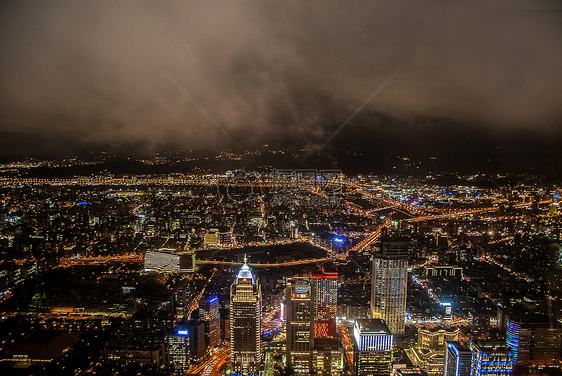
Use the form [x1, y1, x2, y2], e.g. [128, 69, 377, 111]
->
[166, 319, 206, 366]
[186, 319, 206, 362]
[311, 272, 338, 338]
[230, 261, 262, 376]
[371, 239, 409, 336]
[166, 326, 191, 369]
[470, 341, 514, 376]
[506, 316, 562, 370]
[286, 276, 315, 374]
[353, 319, 393, 376]
[444, 342, 471, 376]
[200, 295, 221, 349]
[172, 279, 191, 318]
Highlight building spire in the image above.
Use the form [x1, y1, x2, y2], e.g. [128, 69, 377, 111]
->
[236, 256, 255, 284]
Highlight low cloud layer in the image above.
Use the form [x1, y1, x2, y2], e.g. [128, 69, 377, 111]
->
[1, 0, 561, 155]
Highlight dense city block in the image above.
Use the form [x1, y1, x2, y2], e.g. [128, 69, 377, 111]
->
[0, 167, 560, 375]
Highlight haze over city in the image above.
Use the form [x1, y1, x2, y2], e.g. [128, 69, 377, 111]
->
[1, 0, 561, 175]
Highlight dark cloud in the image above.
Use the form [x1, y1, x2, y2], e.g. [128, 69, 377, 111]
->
[0, 0, 561, 156]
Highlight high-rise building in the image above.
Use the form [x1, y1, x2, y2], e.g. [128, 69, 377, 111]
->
[311, 272, 338, 338]
[200, 295, 221, 349]
[468, 308, 494, 334]
[166, 327, 191, 369]
[506, 315, 562, 370]
[353, 319, 393, 376]
[186, 319, 206, 362]
[444, 342, 471, 376]
[470, 341, 514, 376]
[230, 261, 261, 375]
[286, 276, 315, 374]
[370, 239, 409, 336]
[172, 279, 191, 318]
[166, 319, 205, 366]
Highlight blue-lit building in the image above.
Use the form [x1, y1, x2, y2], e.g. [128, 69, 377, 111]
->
[200, 295, 221, 349]
[166, 319, 206, 368]
[444, 342, 471, 376]
[506, 316, 562, 370]
[353, 319, 393, 376]
[166, 327, 190, 369]
[470, 340, 514, 376]
[505, 320, 520, 363]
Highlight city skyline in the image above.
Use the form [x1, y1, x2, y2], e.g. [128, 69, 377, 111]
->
[0, 1, 561, 375]
[0, 170, 560, 375]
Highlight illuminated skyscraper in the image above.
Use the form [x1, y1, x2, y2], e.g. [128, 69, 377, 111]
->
[506, 316, 562, 370]
[166, 326, 191, 369]
[230, 260, 261, 375]
[200, 295, 221, 349]
[353, 319, 393, 376]
[311, 272, 338, 338]
[370, 239, 409, 336]
[286, 276, 315, 374]
[444, 342, 471, 376]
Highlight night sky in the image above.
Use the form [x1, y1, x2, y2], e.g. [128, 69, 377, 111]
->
[0, 1, 561, 175]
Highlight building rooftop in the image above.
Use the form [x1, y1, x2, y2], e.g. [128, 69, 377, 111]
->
[355, 319, 391, 335]
[419, 326, 460, 333]
[471, 340, 513, 352]
[154, 248, 177, 254]
[6, 330, 80, 362]
[314, 337, 341, 351]
[446, 341, 471, 352]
